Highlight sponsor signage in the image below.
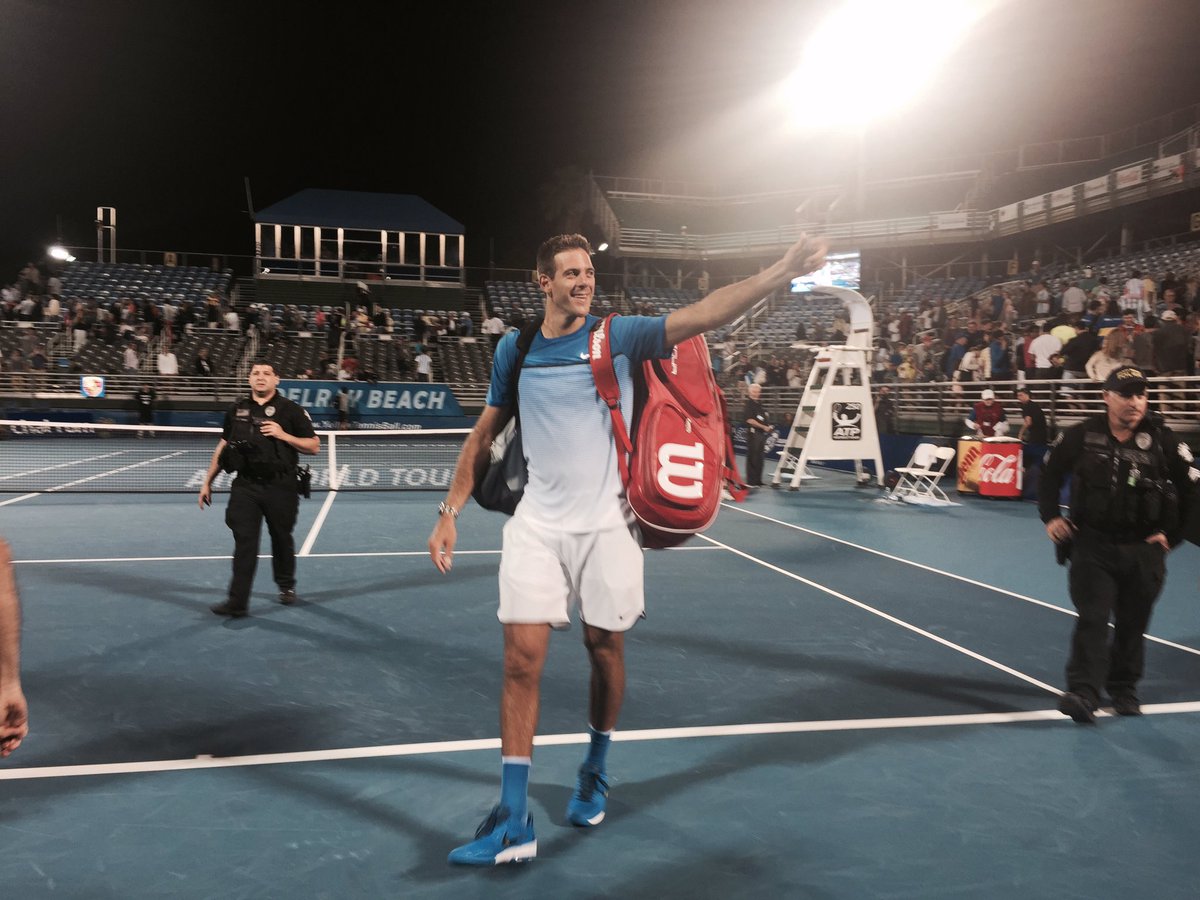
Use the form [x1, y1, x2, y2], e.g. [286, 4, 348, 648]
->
[278, 380, 464, 419]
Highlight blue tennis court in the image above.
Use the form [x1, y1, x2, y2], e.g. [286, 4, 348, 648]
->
[3, 472, 1200, 899]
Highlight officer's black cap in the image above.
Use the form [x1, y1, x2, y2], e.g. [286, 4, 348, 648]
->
[1103, 366, 1149, 396]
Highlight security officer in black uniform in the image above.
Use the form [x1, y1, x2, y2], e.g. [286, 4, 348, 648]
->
[742, 382, 771, 487]
[1039, 366, 1192, 723]
[199, 361, 319, 617]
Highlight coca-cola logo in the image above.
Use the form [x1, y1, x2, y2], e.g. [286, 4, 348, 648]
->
[979, 453, 1017, 484]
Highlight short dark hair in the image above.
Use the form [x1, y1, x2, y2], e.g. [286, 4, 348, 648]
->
[249, 359, 276, 373]
[536, 234, 593, 278]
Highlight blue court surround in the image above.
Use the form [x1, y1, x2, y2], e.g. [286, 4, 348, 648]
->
[2, 471, 1199, 899]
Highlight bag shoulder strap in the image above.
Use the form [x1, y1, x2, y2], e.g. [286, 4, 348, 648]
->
[508, 316, 544, 422]
[588, 314, 634, 480]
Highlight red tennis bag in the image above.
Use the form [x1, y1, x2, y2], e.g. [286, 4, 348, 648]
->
[589, 313, 748, 549]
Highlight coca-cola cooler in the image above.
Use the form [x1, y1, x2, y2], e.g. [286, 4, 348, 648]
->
[978, 437, 1023, 499]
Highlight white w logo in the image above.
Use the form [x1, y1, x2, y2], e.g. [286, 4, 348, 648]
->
[656, 442, 705, 500]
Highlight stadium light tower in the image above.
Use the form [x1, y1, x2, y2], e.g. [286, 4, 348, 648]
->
[47, 245, 75, 262]
[782, 0, 995, 132]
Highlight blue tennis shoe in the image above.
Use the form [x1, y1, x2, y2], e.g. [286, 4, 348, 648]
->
[566, 765, 610, 827]
[447, 805, 536, 866]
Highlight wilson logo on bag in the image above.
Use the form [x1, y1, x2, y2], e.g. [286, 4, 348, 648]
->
[590, 313, 747, 549]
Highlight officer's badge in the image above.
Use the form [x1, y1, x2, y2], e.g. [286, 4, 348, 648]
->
[1135, 433, 1152, 450]
[265, 406, 276, 417]
[1179, 442, 1194, 463]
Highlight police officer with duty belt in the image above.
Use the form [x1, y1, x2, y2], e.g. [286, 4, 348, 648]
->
[1039, 366, 1192, 723]
[199, 361, 319, 617]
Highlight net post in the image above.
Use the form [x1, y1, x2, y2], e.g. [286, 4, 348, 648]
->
[327, 431, 340, 492]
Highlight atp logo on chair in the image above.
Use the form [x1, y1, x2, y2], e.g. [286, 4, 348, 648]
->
[831, 402, 863, 441]
[656, 442, 706, 500]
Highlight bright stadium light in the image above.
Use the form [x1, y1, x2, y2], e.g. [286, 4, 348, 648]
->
[596, 242, 609, 252]
[782, 0, 996, 132]
[47, 244, 75, 262]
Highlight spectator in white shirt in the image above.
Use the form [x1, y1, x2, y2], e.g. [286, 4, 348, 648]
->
[1029, 323, 1063, 380]
[415, 349, 432, 382]
[156, 345, 179, 375]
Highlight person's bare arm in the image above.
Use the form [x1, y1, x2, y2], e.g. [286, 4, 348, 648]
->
[664, 235, 827, 347]
[428, 405, 513, 573]
[0, 539, 29, 758]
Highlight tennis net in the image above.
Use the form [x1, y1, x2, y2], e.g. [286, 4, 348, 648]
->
[0, 419, 471, 493]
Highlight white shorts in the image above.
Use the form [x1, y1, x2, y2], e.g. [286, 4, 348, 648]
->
[498, 510, 645, 632]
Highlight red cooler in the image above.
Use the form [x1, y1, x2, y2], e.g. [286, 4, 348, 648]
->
[978, 438, 1023, 498]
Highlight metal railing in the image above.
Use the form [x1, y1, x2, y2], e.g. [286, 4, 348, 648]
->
[746, 376, 1200, 438]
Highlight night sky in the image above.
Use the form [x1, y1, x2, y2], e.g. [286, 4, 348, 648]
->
[4, 0, 1200, 277]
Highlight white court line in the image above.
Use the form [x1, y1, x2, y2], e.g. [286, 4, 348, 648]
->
[723, 503, 1200, 659]
[0, 493, 39, 508]
[3, 702, 1199, 782]
[298, 489, 338, 557]
[0, 449, 132, 482]
[698, 533, 1063, 697]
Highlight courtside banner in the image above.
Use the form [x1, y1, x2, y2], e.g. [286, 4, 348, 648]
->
[279, 380, 464, 420]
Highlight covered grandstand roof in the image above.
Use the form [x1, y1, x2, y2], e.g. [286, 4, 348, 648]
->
[255, 188, 463, 234]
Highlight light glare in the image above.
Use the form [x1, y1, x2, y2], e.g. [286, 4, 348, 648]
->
[784, 0, 995, 132]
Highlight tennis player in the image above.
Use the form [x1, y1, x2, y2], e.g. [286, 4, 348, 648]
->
[429, 232, 827, 865]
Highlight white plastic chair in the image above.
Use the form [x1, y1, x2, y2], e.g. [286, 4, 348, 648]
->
[889, 444, 956, 503]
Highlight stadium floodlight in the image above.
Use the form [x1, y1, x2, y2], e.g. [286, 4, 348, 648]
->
[596, 242, 609, 252]
[47, 244, 75, 262]
[782, 0, 996, 132]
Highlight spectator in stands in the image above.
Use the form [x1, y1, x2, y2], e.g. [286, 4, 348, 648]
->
[989, 333, 1013, 382]
[460, 310, 474, 337]
[955, 340, 990, 383]
[794, 321, 807, 342]
[1152, 308, 1189, 383]
[1133, 315, 1158, 377]
[1061, 321, 1098, 381]
[122, 343, 139, 376]
[205, 294, 223, 327]
[1086, 329, 1128, 384]
[157, 343, 179, 376]
[483, 310, 506, 349]
[1078, 266, 1098, 294]
[223, 305, 240, 332]
[1061, 280, 1088, 316]
[942, 334, 968, 379]
[28, 345, 47, 378]
[1029, 322, 1063, 381]
[415, 347, 432, 382]
[1161, 287, 1185, 320]
[194, 346, 214, 378]
[811, 321, 827, 343]
[1181, 276, 1200, 313]
[176, 300, 196, 334]
[1123, 269, 1145, 307]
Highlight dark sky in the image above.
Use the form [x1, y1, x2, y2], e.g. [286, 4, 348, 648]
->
[4, 0, 1200, 277]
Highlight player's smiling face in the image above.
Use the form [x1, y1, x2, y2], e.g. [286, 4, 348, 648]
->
[541, 248, 594, 320]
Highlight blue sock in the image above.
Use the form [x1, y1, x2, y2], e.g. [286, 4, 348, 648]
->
[583, 725, 612, 771]
[500, 757, 531, 822]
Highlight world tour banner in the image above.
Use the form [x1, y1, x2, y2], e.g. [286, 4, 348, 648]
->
[278, 380, 465, 424]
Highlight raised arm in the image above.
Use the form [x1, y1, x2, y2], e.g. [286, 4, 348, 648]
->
[664, 235, 828, 347]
